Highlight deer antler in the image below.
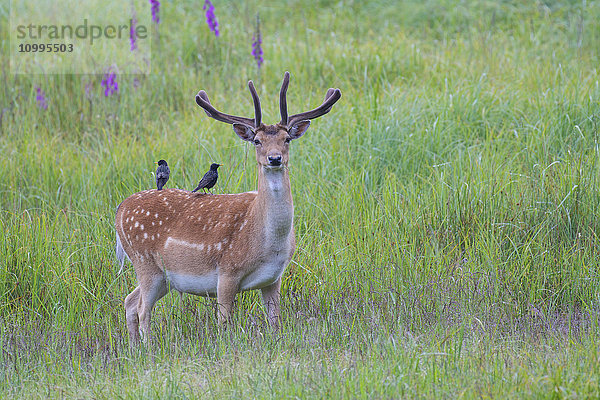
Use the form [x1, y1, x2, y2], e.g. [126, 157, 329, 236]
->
[286, 89, 341, 128]
[196, 81, 263, 128]
[248, 81, 262, 128]
[278, 71, 341, 128]
[279, 71, 290, 125]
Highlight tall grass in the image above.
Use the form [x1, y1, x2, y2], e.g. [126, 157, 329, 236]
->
[1, 0, 600, 397]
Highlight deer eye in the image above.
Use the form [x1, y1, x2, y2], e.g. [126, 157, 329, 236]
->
[253, 139, 261, 146]
[284, 137, 292, 144]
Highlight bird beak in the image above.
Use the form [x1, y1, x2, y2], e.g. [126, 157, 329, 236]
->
[154, 161, 158, 165]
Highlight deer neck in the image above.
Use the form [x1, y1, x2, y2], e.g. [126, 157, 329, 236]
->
[253, 166, 294, 242]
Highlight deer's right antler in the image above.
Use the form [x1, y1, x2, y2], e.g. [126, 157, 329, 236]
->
[196, 81, 263, 129]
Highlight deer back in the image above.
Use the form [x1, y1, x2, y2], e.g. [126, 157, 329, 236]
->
[115, 189, 261, 276]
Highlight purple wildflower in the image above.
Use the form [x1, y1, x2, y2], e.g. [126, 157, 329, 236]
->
[130, 11, 138, 51]
[203, 0, 219, 37]
[101, 71, 119, 96]
[35, 86, 48, 110]
[252, 14, 263, 69]
[149, 0, 160, 24]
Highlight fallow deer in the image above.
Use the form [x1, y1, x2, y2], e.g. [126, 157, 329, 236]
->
[115, 72, 341, 343]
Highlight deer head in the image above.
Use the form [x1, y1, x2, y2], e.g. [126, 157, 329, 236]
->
[195, 71, 342, 169]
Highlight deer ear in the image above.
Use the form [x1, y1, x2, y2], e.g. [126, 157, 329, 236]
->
[232, 123, 255, 141]
[289, 120, 310, 140]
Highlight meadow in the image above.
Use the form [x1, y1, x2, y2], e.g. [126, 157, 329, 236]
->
[1, 0, 600, 397]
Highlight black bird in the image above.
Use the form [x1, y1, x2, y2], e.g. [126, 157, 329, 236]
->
[192, 163, 222, 194]
[155, 159, 170, 190]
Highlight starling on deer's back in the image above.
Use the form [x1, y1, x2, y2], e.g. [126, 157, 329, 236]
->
[155, 160, 170, 190]
[192, 163, 221, 194]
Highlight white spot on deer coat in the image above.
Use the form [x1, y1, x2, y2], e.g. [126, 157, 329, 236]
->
[164, 237, 208, 253]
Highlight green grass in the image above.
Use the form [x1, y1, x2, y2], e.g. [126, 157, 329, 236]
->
[1, 0, 600, 397]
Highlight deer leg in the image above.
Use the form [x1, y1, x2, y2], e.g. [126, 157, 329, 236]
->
[217, 276, 238, 325]
[137, 276, 168, 344]
[261, 277, 282, 330]
[124, 286, 141, 343]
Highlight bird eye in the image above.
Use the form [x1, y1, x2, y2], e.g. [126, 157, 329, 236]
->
[254, 139, 261, 146]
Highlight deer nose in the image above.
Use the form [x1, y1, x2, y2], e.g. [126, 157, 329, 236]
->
[268, 155, 282, 166]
